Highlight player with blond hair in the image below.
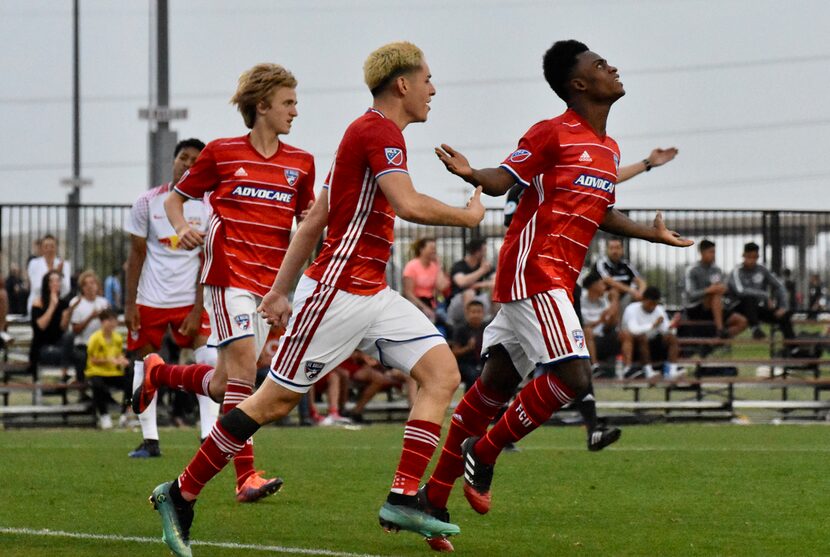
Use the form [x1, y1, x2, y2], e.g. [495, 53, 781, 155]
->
[134, 63, 315, 513]
[147, 42, 483, 556]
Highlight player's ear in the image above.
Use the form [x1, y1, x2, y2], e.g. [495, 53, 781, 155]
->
[256, 98, 271, 116]
[571, 77, 587, 93]
[394, 75, 409, 96]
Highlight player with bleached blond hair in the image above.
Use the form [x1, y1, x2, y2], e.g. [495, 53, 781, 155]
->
[147, 42, 484, 556]
[134, 63, 315, 520]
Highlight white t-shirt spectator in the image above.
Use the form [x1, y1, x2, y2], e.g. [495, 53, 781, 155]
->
[26, 256, 72, 315]
[69, 295, 110, 345]
[622, 301, 670, 338]
[580, 290, 609, 335]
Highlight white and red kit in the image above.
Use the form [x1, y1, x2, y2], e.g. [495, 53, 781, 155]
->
[483, 109, 620, 372]
[174, 135, 315, 350]
[270, 109, 444, 393]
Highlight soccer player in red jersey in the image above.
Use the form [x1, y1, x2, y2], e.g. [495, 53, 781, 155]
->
[147, 42, 484, 556]
[135, 64, 315, 512]
[421, 40, 694, 547]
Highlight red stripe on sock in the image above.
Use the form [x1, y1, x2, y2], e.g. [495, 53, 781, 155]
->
[391, 420, 441, 496]
[222, 381, 256, 488]
[178, 421, 245, 497]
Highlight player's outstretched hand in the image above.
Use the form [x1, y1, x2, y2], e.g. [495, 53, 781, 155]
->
[176, 225, 206, 250]
[464, 186, 486, 227]
[258, 290, 292, 329]
[648, 147, 678, 168]
[653, 211, 694, 247]
[435, 144, 474, 182]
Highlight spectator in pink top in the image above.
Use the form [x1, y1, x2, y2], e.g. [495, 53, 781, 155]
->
[402, 238, 449, 323]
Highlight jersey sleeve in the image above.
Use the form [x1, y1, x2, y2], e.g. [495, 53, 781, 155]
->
[364, 123, 408, 179]
[124, 191, 150, 238]
[295, 158, 316, 218]
[499, 121, 559, 187]
[174, 144, 218, 200]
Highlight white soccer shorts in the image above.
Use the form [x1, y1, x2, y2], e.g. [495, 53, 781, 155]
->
[269, 276, 446, 393]
[204, 285, 270, 357]
[482, 288, 590, 377]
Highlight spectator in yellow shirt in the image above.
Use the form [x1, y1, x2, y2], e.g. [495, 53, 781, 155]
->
[86, 309, 130, 429]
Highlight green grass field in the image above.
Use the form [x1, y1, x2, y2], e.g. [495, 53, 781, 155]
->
[1, 423, 829, 556]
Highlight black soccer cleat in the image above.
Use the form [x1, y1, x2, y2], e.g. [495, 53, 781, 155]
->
[129, 439, 161, 458]
[460, 436, 494, 514]
[588, 426, 622, 452]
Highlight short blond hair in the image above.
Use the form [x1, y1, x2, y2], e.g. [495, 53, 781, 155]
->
[77, 269, 100, 292]
[231, 63, 297, 129]
[363, 41, 424, 96]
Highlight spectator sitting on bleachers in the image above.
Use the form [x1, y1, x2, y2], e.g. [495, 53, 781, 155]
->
[29, 270, 71, 375]
[446, 238, 494, 327]
[5, 263, 28, 315]
[449, 299, 488, 392]
[85, 309, 130, 429]
[620, 287, 684, 380]
[401, 237, 449, 324]
[64, 270, 110, 383]
[579, 271, 618, 373]
[26, 234, 71, 316]
[338, 351, 406, 423]
[684, 239, 748, 338]
[728, 242, 795, 341]
[592, 237, 646, 323]
[807, 273, 826, 318]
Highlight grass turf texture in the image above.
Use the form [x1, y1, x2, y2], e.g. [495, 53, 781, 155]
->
[1, 424, 828, 556]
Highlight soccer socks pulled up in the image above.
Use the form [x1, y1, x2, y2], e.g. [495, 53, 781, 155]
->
[426, 379, 510, 509]
[150, 362, 214, 397]
[222, 379, 256, 488]
[391, 420, 441, 496]
[574, 384, 598, 431]
[193, 346, 220, 439]
[475, 373, 575, 465]
[178, 407, 261, 498]
[133, 360, 159, 440]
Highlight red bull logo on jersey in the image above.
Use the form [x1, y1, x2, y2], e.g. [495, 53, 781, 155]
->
[385, 147, 404, 166]
[284, 169, 299, 186]
[231, 185, 294, 203]
[509, 149, 531, 163]
[573, 173, 615, 194]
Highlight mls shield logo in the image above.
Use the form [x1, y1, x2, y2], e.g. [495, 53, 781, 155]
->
[305, 361, 325, 380]
[284, 169, 299, 186]
[572, 329, 585, 350]
[509, 149, 531, 163]
[385, 147, 404, 166]
[234, 314, 251, 331]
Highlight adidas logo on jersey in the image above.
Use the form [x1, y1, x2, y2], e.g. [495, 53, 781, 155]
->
[234, 167, 248, 177]
[579, 151, 593, 163]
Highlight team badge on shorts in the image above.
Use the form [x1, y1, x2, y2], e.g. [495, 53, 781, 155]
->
[305, 361, 325, 380]
[385, 147, 404, 166]
[234, 314, 251, 331]
[572, 329, 585, 350]
[284, 169, 299, 186]
[509, 149, 531, 163]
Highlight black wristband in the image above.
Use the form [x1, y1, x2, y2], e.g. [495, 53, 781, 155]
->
[642, 159, 653, 172]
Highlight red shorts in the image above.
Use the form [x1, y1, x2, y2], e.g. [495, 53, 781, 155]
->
[127, 304, 211, 352]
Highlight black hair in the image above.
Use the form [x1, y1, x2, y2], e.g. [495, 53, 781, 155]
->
[744, 242, 760, 254]
[699, 239, 715, 252]
[174, 138, 206, 158]
[466, 238, 486, 255]
[465, 300, 485, 309]
[607, 236, 623, 246]
[643, 286, 661, 301]
[543, 40, 589, 103]
[41, 233, 57, 244]
[98, 308, 117, 322]
[582, 271, 603, 289]
[39, 270, 62, 305]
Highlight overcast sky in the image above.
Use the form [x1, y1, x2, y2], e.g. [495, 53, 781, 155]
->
[2, 0, 829, 211]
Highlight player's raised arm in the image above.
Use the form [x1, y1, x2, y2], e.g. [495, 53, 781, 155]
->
[258, 191, 330, 327]
[600, 208, 694, 248]
[435, 143, 516, 196]
[377, 170, 484, 227]
[617, 147, 679, 183]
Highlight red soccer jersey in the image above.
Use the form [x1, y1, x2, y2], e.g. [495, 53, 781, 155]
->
[495, 109, 620, 303]
[174, 135, 315, 297]
[305, 109, 407, 295]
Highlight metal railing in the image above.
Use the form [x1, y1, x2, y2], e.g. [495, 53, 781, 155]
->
[3, 204, 829, 310]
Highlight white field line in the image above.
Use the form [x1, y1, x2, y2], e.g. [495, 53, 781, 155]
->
[0, 526, 386, 557]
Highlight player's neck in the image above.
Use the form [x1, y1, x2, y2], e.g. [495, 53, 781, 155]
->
[249, 127, 281, 158]
[569, 99, 611, 137]
[371, 100, 410, 131]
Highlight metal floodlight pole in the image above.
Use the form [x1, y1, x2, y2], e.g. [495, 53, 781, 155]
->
[142, 0, 186, 189]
